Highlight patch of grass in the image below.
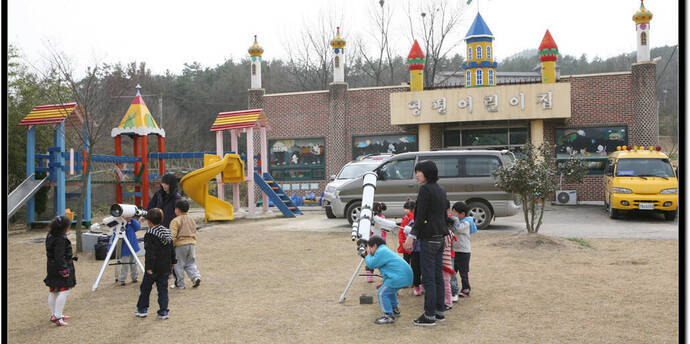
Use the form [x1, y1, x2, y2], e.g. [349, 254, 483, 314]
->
[567, 237, 593, 249]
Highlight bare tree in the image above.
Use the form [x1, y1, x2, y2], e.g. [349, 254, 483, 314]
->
[356, 0, 395, 86]
[283, 10, 345, 90]
[41, 49, 127, 252]
[405, 0, 465, 87]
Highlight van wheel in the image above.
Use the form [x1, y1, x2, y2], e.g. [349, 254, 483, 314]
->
[346, 201, 362, 225]
[608, 203, 621, 219]
[664, 210, 677, 221]
[325, 206, 337, 219]
[468, 202, 492, 230]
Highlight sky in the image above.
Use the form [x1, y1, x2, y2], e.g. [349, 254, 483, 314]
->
[8, 0, 680, 76]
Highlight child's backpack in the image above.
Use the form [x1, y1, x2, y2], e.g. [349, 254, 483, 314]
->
[462, 216, 478, 234]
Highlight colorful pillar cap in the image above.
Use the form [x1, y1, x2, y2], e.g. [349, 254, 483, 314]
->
[538, 29, 558, 62]
[111, 86, 165, 138]
[248, 35, 264, 57]
[407, 40, 426, 70]
[633, 0, 653, 24]
[330, 27, 347, 52]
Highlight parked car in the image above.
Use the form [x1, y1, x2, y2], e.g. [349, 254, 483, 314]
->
[323, 154, 392, 218]
[328, 150, 521, 230]
[604, 146, 678, 220]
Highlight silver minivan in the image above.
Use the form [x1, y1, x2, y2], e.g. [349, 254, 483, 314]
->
[328, 150, 521, 230]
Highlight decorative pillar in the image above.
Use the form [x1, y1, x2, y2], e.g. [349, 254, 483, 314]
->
[530, 120, 544, 147]
[418, 125, 431, 151]
[246, 127, 255, 216]
[631, 61, 658, 146]
[539, 29, 558, 84]
[26, 126, 36, 224]
[248, 35, 264, 89]
[330, 27, 346, 83]
[633, 1, 653, 63]
[133, 135, 141, 206]
[54, 122, 66, 216]
[141, 135, 149, 207]
[230, 129, 240, 211]
[260, 126, 269, 213]
[407, 40, 429, 150]
[326, 82, 348, 183]
[157, 135, 166, 176]
[115, 135, 123, 204]
[216, 130, 225, 200]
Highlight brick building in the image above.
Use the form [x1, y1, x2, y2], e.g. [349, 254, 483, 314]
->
[245, 4, 658, 203]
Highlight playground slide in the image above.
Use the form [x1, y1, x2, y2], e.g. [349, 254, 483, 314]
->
[180, 154, 244, 222]
[8, 174, 48, 217]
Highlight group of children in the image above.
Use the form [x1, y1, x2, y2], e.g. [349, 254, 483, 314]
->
[365, 199, 475, 324]
[45, 173, 203, 325]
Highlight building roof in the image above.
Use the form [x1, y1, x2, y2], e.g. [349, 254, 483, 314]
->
[18, 103, 78, 126]
[407, 40, 426, 70]
[538, 29, 558, 62]
[465, 12, 494, 40]
[210, 108, 267, 131]
[330, 27, 346, 51]
[633, 1, 653, 24]
[111, 88, 165, 138]
[248, 35, 264, 57]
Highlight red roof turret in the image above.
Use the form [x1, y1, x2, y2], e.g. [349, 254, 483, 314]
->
[407, 40, 426, 70]
[538, 30, 558, 62]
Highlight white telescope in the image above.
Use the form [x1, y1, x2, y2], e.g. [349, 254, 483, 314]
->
[352, 172, 378, 256]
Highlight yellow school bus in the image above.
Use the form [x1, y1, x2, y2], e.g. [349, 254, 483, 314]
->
[604, 146, 678, 220]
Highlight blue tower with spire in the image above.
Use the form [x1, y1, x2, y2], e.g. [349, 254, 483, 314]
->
[461, 12, 498, 88]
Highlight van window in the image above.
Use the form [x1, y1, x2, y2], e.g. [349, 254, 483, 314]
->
[463, 155, 502, 177]
[616, 158, 675, 178]
[426, 156, 461, 178]
[380, 159, 415, 180]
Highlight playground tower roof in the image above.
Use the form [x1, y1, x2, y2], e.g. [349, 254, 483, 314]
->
[18, 102, 78, 126]
[210, 109, 267, 131]
[111, 87, 165, 138]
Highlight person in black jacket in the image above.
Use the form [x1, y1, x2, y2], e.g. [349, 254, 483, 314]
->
[403, 160, 448, 327]
[135, 208, 176, 319]
[143, 173, 182, 228]
[44, 216, 77, 327]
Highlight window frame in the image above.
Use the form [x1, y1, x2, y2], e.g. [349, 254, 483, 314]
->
[476, 46, 482, 60]
[466, 70, 472, 87]
[476, 69, 483, 86]
[268, 137, 326, 181]
[488, 69, 494, 85]
[486, 46, 491, 60]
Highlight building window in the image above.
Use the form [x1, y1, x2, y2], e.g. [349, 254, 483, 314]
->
[468, 46, 473, 60]
[466, 70, 472, 87]
[444, 127, 528, 148]
[352, 134, 418, 159]
[555, 126, 628, 174]
[251, 63, 257, 75]
[486, 46, 491, 60]
[488, 69, 494, 85]
[476, 46, 482, 60]
[269, 138, 325, 181]
[476, 69, 483, 85]
[335, 55, 340, 68]
[640, 32, 647, 46]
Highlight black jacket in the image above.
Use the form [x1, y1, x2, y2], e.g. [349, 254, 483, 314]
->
[146, 190, 182, 228]
[144, 225, 177, 274]
[410, 182, 448, 240]
[44, 233, 76, 288]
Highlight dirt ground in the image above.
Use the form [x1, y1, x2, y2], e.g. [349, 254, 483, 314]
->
[7, 213, 678, 344]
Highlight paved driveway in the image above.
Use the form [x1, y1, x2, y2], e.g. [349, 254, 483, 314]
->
[289, 204, 678, 240]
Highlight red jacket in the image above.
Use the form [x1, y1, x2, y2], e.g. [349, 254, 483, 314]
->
[397, 211, 414, 254]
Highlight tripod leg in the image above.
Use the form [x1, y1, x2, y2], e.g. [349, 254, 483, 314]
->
[92, 236, 120, 291]
[121, 235, 145, 273]
[338, 258, 365, 303]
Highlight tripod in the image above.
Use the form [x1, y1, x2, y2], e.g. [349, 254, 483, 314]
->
[92, 218, 145, 291]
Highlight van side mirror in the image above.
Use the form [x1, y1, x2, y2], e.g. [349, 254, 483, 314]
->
[605, 165, 614, 177]
[376, 169, 385, 181]
[329, 174, 336, 181]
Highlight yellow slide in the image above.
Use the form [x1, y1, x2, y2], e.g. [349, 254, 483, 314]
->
[180, 154, 245, 222]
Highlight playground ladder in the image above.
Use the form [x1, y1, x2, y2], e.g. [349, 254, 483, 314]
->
[254, 172, 303, 217]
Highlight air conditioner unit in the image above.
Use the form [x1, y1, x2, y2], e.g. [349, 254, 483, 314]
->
[555, 190, 577, 205]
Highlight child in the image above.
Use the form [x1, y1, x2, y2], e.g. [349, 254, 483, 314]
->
[442, 201, 457, 309]
[366, 202, 388, 283]
[449, 201, 473, 298]
[135, 208, 176, 320]
[169, 199, 201, 289]
[114, 217, 142, 286]
[44, 216, 77, 327]
[364, 236, 413, 324]
[398, 200, 423, 296]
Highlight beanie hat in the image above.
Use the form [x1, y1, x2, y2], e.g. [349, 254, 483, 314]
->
[414, 160, 439, 183]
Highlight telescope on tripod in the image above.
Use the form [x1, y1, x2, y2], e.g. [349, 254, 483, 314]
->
[90, 204, 148, 291]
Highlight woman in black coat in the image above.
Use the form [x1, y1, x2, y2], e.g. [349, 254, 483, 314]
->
[144, 173, 182, 228]
[44, 216, 77, 326]
[403, 160, 448, 326]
